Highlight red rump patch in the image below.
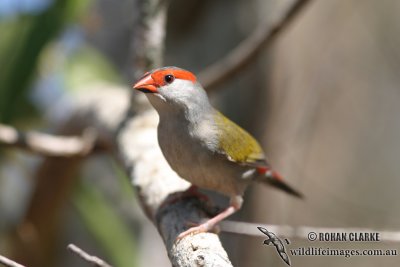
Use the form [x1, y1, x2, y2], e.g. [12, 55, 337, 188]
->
[151, 68, 196, 86]
[257, 167, 283, 181]
[256, 166, 269, 174]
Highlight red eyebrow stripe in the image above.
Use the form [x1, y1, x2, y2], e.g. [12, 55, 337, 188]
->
[150, 68, 197, 86]
[171, 69, 196, 82]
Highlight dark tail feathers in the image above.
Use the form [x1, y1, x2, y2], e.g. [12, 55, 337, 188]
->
[261, 170, 304, 199]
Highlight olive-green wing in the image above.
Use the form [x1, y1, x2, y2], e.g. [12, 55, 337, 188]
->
[214, 111, 267, 166]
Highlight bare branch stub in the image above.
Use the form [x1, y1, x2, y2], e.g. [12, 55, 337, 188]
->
[0, 255, 26, 267]
[0, 123, 98, 157]
[67, 244, 113, 267]
[198, 0, 311, 92]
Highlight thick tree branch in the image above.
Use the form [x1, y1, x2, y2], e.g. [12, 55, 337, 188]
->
[0, 123, 98, 157]
[198, 0, 311, 91]
[121, 0, 233, 265]
[67, 244, 113, 267]
[117, 108, 232, 266]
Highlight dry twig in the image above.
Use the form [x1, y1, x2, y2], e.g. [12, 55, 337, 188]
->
[221, 221, 400, 242]
[0, 255, 25, 267]
[198, 0, 311, 91]
[67, 244, 113, 267]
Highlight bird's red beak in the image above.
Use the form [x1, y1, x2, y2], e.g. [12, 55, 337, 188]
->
[133, 74, 158, 93]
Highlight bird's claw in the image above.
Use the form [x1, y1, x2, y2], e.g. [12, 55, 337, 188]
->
[176, 221, 220, 240]
[177, 225, 208, 240]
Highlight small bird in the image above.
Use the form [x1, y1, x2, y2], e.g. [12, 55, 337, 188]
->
[133, 66, 302, 238]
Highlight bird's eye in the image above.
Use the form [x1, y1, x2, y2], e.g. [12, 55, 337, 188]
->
[164, 74, 175, 84]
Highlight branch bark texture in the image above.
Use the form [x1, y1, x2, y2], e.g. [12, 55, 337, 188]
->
[120, 0, 234, 265]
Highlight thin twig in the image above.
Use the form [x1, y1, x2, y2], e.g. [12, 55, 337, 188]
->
[198, 0, 311, 91]
[0, 123, 98, 157]
[67, 244, 113, 267]
[0, 255, 26, 267]
[221, 221, 400, 242]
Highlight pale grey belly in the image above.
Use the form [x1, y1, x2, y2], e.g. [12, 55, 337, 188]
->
[158, 128, 249, 197]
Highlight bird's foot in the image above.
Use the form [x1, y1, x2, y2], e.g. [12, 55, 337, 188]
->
[176, 205, 238, 240]
[177, 220, 220, 240]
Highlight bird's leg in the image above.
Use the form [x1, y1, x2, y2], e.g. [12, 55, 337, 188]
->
[177, 195, 243, 240]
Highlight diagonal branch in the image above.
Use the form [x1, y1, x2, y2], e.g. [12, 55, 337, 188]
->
[67, 244, 113, 267]
[0, 123, 98, 157]
[198, 0, 312, 91]
[122, 0, 234, 265]
[221, 221, 400, 242]
[0, 255, 25, 267]
[117, 108, 232, 266]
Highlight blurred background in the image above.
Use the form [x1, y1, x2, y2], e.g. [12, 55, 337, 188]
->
[1, 0, 400, 266]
